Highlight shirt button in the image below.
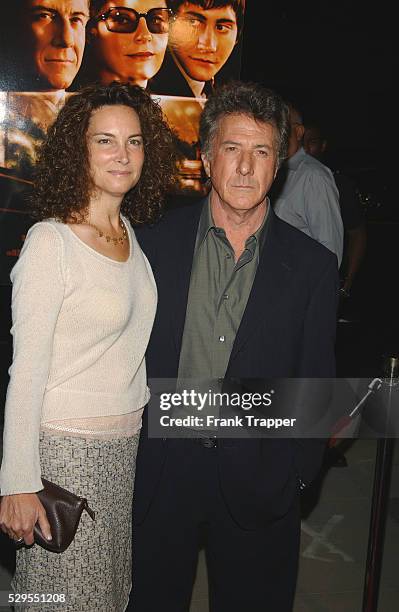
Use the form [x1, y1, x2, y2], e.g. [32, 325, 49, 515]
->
[223, 294, 229, 300]
[219, 335, 225, 342]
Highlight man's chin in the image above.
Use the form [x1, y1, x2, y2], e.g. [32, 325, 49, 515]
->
[39, 71, 76, 91]
[184, 65, 217, 84]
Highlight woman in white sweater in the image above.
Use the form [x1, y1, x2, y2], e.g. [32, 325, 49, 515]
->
[0, 82, 176, 610]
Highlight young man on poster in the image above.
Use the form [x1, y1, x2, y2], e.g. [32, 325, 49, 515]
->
[151, 0, 245, 98]
[129, 82, 338, 611]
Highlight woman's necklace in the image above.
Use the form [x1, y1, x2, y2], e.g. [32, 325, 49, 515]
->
[86, 217, 128, 247]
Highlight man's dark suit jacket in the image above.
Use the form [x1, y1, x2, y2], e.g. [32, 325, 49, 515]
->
[134, 200, 339, 530]
[150, 51, 203, 97]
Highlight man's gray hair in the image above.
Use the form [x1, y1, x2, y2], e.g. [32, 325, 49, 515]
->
[199, 81, 289, 168]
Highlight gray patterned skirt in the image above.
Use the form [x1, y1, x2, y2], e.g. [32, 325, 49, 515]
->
[12, 431, 139, 611]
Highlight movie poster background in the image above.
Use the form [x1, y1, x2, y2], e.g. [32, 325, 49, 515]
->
[0, 1, 245, 285]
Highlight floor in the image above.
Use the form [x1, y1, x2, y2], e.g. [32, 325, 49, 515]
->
[1, 438, 398, 611]
[188, 440, 399, 612]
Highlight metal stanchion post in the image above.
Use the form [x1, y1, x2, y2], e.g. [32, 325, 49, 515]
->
[362, 355, 399, 612]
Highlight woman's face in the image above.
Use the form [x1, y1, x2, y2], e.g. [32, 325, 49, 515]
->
[87, 104, 145, 202]
[90, 0, 169, 87]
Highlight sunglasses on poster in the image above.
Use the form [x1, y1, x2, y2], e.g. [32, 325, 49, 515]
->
[95, 7, 173, 34]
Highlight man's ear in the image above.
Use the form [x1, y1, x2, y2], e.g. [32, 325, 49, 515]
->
[296, 124, 305, 143]
[201, 153, 211, 178]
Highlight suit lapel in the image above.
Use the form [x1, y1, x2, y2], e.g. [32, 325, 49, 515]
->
[168, 201, 205, 355]
[228, 210, 294, 365]
[150, 51, 195, 98]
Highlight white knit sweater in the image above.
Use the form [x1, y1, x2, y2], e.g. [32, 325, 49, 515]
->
[0, 219, 157, 495]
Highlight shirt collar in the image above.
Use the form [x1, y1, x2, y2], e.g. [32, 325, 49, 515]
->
[169, 49, 206, 98]
[196, 197, 215, 248]
[196, 197, 270, 254]
[252, 202, 270, 254]
[285, 146, 307, 170]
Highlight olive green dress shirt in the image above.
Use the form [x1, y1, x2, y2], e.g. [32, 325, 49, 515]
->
[178, 199, 269, 381]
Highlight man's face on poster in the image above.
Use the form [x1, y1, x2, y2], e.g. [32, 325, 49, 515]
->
[25, 0, 90, 90]
[169, 2, 238, 83]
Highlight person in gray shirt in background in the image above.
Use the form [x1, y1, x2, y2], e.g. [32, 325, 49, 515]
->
[271, 102, 343, 267]
[303, 119, 366, 300]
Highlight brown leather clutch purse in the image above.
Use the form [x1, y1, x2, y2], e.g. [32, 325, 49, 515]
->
[34, 479, 95, 553]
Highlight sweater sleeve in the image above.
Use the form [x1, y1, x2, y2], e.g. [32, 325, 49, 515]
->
[0, 223, 65, 495]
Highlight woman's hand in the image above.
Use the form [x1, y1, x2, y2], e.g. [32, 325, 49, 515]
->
[0, 493, 52, 545]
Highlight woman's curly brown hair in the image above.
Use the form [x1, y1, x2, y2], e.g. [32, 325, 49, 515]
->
[31, 82, 177, 224]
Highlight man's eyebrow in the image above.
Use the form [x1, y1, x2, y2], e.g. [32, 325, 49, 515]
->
[221, 140, 272, 149]
[30, 5, 57, 12]
[30, 5, 89, 17]
[182, 11, 236, 25]
[183, 11, 207, 22]
[216, 18, 237, 24]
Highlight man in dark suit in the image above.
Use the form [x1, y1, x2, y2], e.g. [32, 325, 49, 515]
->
[130, 82, 339, 612]
[150, 0, 245, 98]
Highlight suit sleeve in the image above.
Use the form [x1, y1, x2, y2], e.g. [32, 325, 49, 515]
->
[134, 224, 159, 270]
[293, 253, 339, 485]
[299, 254, 339, 378]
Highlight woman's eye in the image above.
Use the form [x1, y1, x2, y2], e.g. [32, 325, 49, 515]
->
[110, 15, 130, 27]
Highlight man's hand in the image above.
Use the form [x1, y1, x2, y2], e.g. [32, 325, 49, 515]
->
[0, 493, 51, 545]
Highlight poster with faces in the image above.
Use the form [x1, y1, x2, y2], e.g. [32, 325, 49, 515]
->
[0, 1, 245, 282]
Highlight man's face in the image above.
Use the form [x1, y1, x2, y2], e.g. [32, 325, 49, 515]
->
[25, 0, 89, 90]
[287, 107, 304, 158]
[169, 2, 238, 82]
[303, 126, 326, 160]
[202, 113, 279, 214]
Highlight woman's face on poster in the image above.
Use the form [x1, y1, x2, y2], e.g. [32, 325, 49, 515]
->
[90, 0, 170, 88]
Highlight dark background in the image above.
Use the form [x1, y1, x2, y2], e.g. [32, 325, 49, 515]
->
[240, 0, 398, 376]
[242, 0, 395, 178]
